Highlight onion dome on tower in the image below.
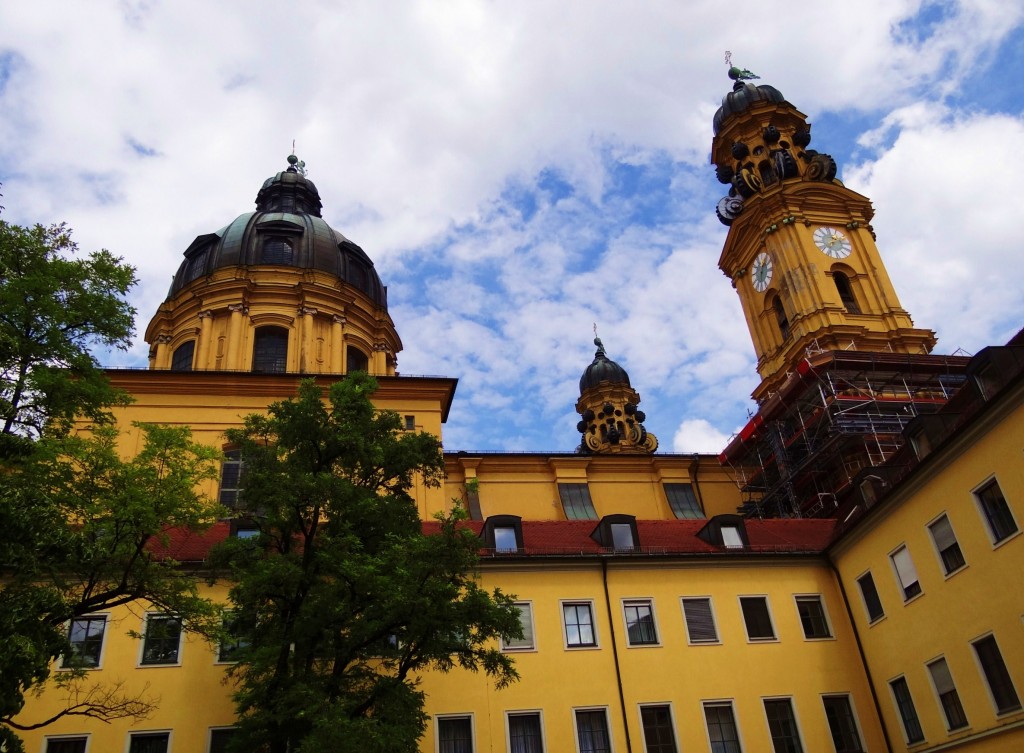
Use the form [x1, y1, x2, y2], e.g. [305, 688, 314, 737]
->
[575, 338, 658, 455]
[145, 155, 401, 376]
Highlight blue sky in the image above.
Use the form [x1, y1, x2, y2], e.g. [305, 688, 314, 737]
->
[1, 1, 1023, 454]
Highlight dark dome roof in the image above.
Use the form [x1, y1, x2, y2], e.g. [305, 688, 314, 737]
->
[166, 158, 388, 308]
[580, 338, 630, 391]
[712, 79, 788, 135]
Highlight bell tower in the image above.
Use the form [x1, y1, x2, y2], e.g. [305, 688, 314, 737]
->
[710, 67, 936, 403]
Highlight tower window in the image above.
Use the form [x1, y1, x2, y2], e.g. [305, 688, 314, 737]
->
[833, 272, 861, 314]
[252, 326, 288, 373]
[171, 340, 195, 371]
[261, 238, 294, 265]
[347, 345, 369, 373]
[772, 295, 790, 340]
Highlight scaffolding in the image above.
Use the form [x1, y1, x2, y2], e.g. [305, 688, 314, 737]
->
[719, 351, 971, 519]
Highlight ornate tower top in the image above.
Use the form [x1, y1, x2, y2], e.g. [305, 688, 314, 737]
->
[575, 338, 658, 455]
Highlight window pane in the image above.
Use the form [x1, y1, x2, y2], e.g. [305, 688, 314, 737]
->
[822, 696, 863, 753]
[973, 635, 1022, 714]
[45, 739, 88, 753]
[563, 603, 596, 647]
[252, 327, 288, 373]
[624, 601, 657, 645]
[141, 615, 182, 665]
[219, 449, 244, 508]
[508, 713, 543, 753]
[682, 598, 718, 643]
[664, 483, 703, 519]
[721, 526, 743, 548]
[927, 659, 968, 730]
[494, 526, 518, 552]
[740, 597, 775, 640]
[890, 547, 921, 600]
[129, 733, 169, 753]
[857, 573, 884, 622]
[977, 480, 1018, 543]
[261, 237, 293, 265]
[171, 340, 195, 371]
[764, 699, 803, 753]
[66, 616, 105, 668]
[347, 345, 369, 373]
[209, 729, 237, 753]
[611, 523, 635, 550]
[796, 596, 831, 639]
[889, 677, 924, 744]
[703, 703, 742, 753]
[503, 603, 534, 651]
[559, 484, 598, 520]
[575, 710, 611, 753]
[438, 717, 473, 753]
[929, 515, 966, 574]
[640, 705, 677, 753]
[218, 613, 250, 662]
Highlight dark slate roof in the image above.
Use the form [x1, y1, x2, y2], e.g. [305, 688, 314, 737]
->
[580, 338, 631, 391]
[713, 80, 789, 135]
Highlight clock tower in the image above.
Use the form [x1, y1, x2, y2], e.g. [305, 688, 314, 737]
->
[711, 67, 936, 403]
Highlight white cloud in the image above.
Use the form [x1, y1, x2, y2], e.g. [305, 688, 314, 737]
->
[673, 418, 734, 454]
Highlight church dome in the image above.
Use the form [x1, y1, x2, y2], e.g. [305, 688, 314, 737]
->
[166, 157, 387, 307]
[712, 68, 788, 135]
[580, 338, 631, 391]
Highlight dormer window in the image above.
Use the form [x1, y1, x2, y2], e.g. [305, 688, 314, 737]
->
[721, 525, 743, 549]
[261, 237, 294, 265]
[481, 515, 523, 553]
[697, 515, 749, 550]
[591, 515, 639, 551]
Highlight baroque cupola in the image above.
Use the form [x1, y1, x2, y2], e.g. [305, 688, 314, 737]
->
[575, 338, 658, 455]
[145, 155, 400, 376]
[710, 66, 936, 403]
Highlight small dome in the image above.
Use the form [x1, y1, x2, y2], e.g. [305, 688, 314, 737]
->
[712, 80, 788, 135]
[580, 337, 631, 391]
[166, 157, 388, 307]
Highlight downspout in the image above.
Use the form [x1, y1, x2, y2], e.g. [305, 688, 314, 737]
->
[602, 558, 633, 753]
[827, 559, 894, 753]
[689, 453, 706, 515]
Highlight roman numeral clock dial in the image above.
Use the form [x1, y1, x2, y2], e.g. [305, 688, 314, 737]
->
[751, 251, 773, 292]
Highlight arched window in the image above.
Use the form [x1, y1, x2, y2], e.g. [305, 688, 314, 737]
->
[261, 238, 293, 265]
[834, 272, 861, 314]
[171, 340, 195, 372]
[252, 327, 288, 373]
[347, 345, 369, 374]
[772, 295, 790, 340]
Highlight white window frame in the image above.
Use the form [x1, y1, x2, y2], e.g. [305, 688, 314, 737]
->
[43, 735, 91, 753]
[137, 612, 184, 667]
[680, 596, 720, 645]
[820, 693, 866, 753]
[855, 569, 885, 625]
[572, 706, 613, 753]
[434, 713, 475, 753]
[761, 695, 806, 753]
[926, 511, 967, 578]
[504, 709, 545, 753]
[207, 727, 238, 753]
[125, 730, 172, 753]
[701, 699, 744, 753]
[621, 598, 660, 647]
[972, 475, 1020, 548]
[888, 544, 923, 603]
[637, 702, 679, 753]
[738, 595, 777, 642]
[60, 613, 109, 670]
[561, 600, 599, 650]
[721, 525, 744, 549]
[501, 601, 536, 652]
[793, 594, 834, 641]
[925, 655, 969, 732]
[969, 631, 1023, 717]
[887, 675, 925, 746]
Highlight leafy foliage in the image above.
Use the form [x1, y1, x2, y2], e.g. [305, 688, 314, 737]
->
[216, 375, 521, 753]
[0, 220, 136, 452]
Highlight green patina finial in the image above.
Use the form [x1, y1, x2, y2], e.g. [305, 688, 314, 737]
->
[728, 65, 760, 81]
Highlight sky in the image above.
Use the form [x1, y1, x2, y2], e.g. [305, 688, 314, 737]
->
[1, 1, 1023, 455]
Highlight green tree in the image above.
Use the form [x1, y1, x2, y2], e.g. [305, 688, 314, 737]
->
[0, 220, 136, 454]
[216, 375, 521, 753]
[0, 422, 222, 752]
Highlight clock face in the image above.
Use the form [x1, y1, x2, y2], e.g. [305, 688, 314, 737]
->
[813, 226, 852, 258]
[751, 252, 773, 292]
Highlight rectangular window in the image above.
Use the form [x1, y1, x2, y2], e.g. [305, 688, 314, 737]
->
[610, 523, 635, 551]
[64, 616, 106, 668]
[438, 716, 473, 753]
[739, 596, 775, 641]
[218, 613, 249, 663]
[507, 712, 544, 753]
[563, 602, 597, 648]
[502, 602, 535, 651]
[128, 732, 169, 753]
[972, 634, 1022, 714]
[209, 728, 237, 753]
[141, 614, 183, 665]
[763, 698, 803, 753]
[795, 596, 832, 639]
[889, 677, 925, 744]
[45, 738, 88, 753]
[494, 526, 518, 552]
[721, 525, 744, 549]
[928, 514, 966, 575]
[822, 695, 864, 753]
[856, 573, 884, 623]
[927, 657, 969, 730]
[640, 705, 677, 753]
[890, 546, 922, 601]
[703, 702, 742, 753]
[219, 449, 244, 508]
[975, 479, 1019, 544]
[575, 709, 611, 753]
[681, 597, 719, 644]
[623, 600, 658, 646]
[559, 483, 598, 520]
[403, 415, 416, 431]
[664, 483, 703, 519]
